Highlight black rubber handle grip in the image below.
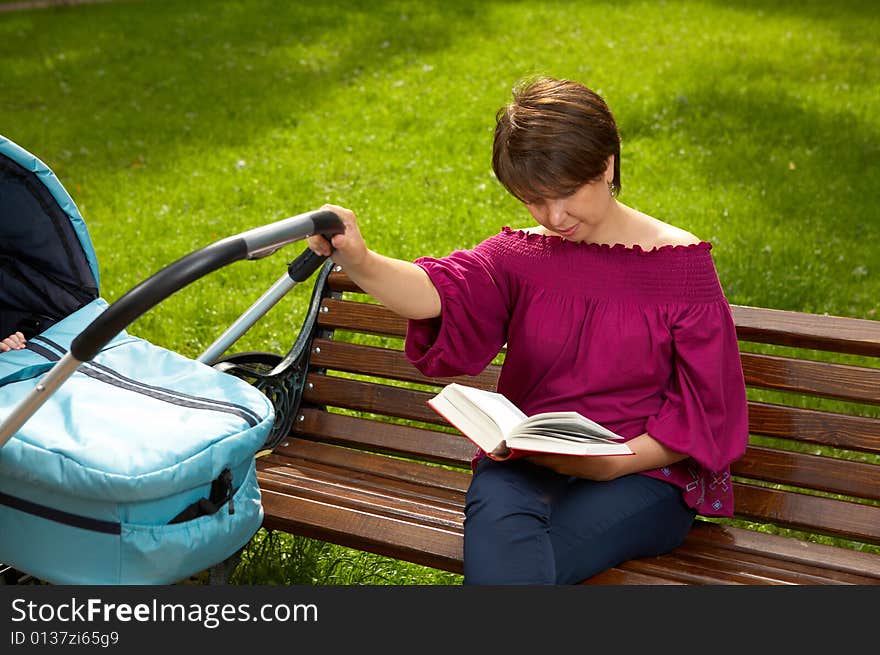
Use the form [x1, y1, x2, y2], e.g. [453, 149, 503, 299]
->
[287, 213, 345, 283]
[310, 209, 346, 239]
[287, 248, 327, 283]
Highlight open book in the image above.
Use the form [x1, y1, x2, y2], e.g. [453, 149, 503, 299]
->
[427, 383, 633, 461]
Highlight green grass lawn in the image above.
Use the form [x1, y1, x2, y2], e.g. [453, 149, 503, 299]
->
[2, 0, 878, 584]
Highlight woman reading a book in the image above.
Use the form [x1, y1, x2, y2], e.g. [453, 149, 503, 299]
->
[307, 76, 749, 584]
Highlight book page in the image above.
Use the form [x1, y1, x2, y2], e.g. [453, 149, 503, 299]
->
[517, 427, 618, 443]
[446, 384, 526, 438]
[427, 394, 502, 453]
[513, 411, 624, 441]
[504, 434, 632, 456]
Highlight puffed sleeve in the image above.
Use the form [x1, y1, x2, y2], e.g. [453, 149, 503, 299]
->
[404, 240, 510, 378]
[645, 300, 749, 471]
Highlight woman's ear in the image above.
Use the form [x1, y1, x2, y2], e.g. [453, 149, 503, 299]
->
[604, 155, 615, 183]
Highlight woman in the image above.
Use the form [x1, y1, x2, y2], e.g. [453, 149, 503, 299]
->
[308, 76, 748, 584]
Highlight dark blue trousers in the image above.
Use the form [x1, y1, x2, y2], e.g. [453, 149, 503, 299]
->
[463, 457, 696, 585]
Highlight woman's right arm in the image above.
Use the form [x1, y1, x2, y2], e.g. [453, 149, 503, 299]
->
[306, 204, 442, 320]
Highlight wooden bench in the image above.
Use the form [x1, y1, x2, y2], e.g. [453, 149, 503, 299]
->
[234, 261, 880, 584]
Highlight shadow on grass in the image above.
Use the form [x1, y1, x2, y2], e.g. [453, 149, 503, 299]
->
[601, 0, 879, 44]
[698, 0, 880, 42]
[0, 0, 501, 175]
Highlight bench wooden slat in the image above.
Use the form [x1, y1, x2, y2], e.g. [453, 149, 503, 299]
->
[273, 434, 472, 489]
[731, 304, 880, 357]
[257, 452, 466, 543]
[599, 549, 819, 585]
[257, 455, 877, 584]
[732, 446, 880, 501]
[260, 489, 465, 573]
[298, 388, 880, 503]
[285, 414, 880, 542]
[307, 375, 880, 540]
[258, 470, 463, 530]
[683, 522, 880, 579]
[625, 555, 795, 584]
[583, 568, 687, 584]
[668, 542, 876, 584]
[328, 271, 362, 293]
[741, 352, 880, 404]
[272, 438, 880, 552]
[307, 335, 880, 455]
[589, 522, 880, 585]
[259, 455, 465, 515]
[310, 337, 500, 390]
[256, 446, 469, 561]
[278, 432, 878, 543]
[731, 482, 880, 544]
[597, 560, 754, 584]
[747, 401, 880, 453]
[318, 298, 407, 338]
[311, 340, 880, 444]
[292, 407, 474, 467]
[304, 373, 442, 425]
[622, 551, 841, 584]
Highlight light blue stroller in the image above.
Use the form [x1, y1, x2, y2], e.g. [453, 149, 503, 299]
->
[0, 135, 342, 584]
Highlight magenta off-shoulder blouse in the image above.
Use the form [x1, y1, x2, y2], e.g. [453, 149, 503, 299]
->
[405, 227, 749, 517]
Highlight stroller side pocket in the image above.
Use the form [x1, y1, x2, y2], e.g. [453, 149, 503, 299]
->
[0, 458, 262, 585]
[118, 459, 263, 585]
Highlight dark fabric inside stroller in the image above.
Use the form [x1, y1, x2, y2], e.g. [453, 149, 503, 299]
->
[0, 147, 99, 340]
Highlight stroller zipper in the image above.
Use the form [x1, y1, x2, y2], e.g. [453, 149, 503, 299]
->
[168, 468, 236, 524]
[26, 336, 262, 427]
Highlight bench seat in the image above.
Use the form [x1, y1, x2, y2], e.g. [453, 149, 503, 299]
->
[257, 436, 880, 585]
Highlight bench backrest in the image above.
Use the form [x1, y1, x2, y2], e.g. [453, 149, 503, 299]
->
[292, 264, 880, 549]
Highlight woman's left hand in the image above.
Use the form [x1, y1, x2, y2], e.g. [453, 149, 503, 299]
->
[525, 453, 627, 481]
[526, 433, 690, 481]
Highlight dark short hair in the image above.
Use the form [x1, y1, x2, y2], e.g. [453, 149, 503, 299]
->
[492, 76, 621, 203]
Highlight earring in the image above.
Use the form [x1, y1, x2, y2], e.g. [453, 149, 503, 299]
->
[607, 181, 614, 196]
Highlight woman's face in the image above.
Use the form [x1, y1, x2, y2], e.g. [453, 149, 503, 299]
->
[521, 156, 615, 242]
[523, 176, 614, 242]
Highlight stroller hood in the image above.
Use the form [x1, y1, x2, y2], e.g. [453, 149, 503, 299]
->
[0, 135, 100, 340]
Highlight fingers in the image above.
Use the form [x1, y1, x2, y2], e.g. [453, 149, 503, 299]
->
[307, 203, 359, 258]
[305, 233, 334, 257]
[0, 332, 26, 352]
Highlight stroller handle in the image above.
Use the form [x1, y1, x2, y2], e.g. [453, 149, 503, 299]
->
[71, 208, 344, 363]
[0, 209, 343, 449]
